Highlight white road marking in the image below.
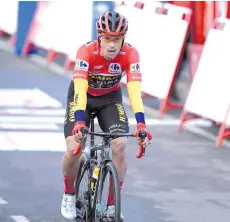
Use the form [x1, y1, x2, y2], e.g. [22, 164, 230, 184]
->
[0, 88, 62, 108]
[10, 215, 31, 222]
[0, 123, 59, 130]
[0, 108, 66, 115]
[0, 131, 65, 151]
[0, 116, 64, 124]
[0, 196, 8, 204]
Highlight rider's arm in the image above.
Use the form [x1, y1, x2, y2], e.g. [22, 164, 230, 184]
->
[126, 47, 145, 124]
[73, 45, 89, 122]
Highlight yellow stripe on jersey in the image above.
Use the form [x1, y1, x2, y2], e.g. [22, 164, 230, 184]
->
[127, 81, 144, 114]
[73, 78, 88, 111]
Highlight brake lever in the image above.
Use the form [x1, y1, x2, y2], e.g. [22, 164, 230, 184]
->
[136, 130, 147, 159]
[72, 127, 89, 156]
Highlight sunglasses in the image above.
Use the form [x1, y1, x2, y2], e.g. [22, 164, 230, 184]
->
[100, 34, 124, 43]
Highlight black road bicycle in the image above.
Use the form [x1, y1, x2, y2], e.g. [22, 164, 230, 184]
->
[73, 113, 147, 222]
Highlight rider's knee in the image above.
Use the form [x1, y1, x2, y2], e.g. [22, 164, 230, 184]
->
[111, 137, 127, 158]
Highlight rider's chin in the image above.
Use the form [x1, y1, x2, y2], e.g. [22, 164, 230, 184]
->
[107, 51, 117, 59]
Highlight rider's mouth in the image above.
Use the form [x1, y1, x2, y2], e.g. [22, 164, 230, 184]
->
[108, 49, 116, 53]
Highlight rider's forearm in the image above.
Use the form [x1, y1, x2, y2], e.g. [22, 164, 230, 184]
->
[73, 78, 88, 122]
[127, 81, 145, 124]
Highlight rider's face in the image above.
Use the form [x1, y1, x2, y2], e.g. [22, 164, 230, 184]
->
[100, 34, 124, 60]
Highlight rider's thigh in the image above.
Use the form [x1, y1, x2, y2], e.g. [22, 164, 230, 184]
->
[97, 102, 129, 156]
[97, 102, 129, 134]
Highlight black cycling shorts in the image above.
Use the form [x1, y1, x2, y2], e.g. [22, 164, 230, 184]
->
[64, 80, 129, 138]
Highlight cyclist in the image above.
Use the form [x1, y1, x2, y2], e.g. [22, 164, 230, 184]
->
[61, 10, 152, 220]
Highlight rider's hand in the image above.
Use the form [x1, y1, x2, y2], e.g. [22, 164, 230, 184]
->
[136, 123, 152, 148]
[72, 121, 85, 143]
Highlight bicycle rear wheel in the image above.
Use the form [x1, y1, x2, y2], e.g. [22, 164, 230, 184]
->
[93, 161, 121, 222]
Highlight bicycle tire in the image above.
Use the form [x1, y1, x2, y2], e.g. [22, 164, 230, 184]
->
[75, 153, 88, 196]
[75, 153, 90, 221]
[93, 161, 121, 222]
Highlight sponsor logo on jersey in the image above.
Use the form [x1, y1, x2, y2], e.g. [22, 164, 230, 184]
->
[130, 63, 141, 73]
[131, 75, 141, 81]
[108, 63, 121, 73]
[93, 65, 104, 69]
[75, 59, 89, 71]
[73, 73, 87, 79]
[88, 72, 122, 89]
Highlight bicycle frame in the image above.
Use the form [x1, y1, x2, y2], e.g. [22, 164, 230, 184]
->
[75, 115, 114, 219]
[74, 114, 147, 220]
[83, 114, 113, 163]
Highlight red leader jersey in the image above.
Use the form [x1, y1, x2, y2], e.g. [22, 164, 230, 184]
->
[73, 40, 142, 96]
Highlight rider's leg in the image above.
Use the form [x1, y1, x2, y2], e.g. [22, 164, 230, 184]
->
[62, 121, 91, 220]
[62, 136, 80, 194]
[111, 137, 128, 185]
[61, 122, 81, 220]
[61, 81, 90, 220]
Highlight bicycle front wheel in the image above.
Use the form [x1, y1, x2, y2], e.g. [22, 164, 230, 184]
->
[94, 161, 121, 222]
[75, 153, 90, 220]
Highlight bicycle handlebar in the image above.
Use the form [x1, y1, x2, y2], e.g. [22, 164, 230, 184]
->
[72, 127, 147, 159]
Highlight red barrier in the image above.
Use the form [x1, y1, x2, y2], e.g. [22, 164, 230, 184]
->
[117, 2, 192, 117]
[134, 1, 144, 9]
[217, 105, 230, 147]
[178, 18, 230, 147]
[227, 1, 230, 18]
[192, 1, 217, 44]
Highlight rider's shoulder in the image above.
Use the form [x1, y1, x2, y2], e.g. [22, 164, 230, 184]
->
[84, 40, 98, 48]
[77, 41, 99, 53]
[122, 42, 139, 53]
[83, 40, 98, 50]
[122, 42, 139, 57]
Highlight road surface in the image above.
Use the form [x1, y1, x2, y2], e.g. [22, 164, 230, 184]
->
[0, 47, 230, 222]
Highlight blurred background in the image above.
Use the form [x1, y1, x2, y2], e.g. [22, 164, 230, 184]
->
[0, 1, 230, 222]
